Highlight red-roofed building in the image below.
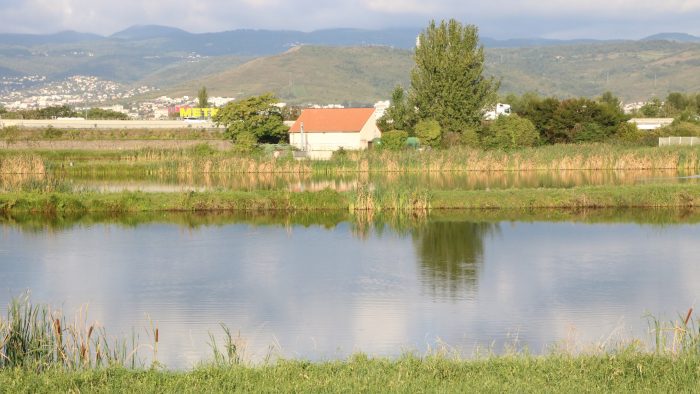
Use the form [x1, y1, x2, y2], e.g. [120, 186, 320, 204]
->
[289, 108, 381, 159]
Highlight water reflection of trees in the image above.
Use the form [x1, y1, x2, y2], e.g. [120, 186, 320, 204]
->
[413, 221, 499, 300]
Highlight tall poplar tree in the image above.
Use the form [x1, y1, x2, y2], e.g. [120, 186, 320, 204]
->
[411, 20, 499, 134]
[198, 86, 209, 109]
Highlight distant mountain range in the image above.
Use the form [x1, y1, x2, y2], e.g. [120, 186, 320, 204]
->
[2, 25, 699, 54]
[642, 33, 700, 43]
[2, 25, 700, 104]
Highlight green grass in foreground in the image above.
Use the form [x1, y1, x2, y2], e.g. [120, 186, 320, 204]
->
[2, 184, 700, 213]
[1, 354, 699, 393]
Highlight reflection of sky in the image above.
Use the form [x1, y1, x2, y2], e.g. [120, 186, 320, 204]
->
[1, 220, 700, 368]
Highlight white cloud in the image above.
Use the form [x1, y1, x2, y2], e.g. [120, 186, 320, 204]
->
[0, 0, 699, 38]
[363, 0, 443, 13]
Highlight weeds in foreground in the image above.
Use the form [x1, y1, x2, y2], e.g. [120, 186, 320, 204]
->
[647, 308, 700, 355]
[0, 294, 153, 371]
[208, 324, 244, 366]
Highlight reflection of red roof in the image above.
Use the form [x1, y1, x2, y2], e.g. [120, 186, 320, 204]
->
[289, 108, 375, 133]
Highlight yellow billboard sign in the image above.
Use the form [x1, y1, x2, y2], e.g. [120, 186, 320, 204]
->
[179, 108, 219, 118]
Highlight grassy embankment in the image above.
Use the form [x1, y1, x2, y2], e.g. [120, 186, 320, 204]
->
[1, 184, 700, 214]
[5, 207, 700, 233]
[1, 297, 699, 392]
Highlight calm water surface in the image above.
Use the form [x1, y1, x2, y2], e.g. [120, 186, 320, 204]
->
[1, 214, 699, 368]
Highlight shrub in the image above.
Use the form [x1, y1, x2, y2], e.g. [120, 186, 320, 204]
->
[42, 126, 64, 139]
[662, 121, 700, 137]
[0, 126, 21, 144]
[234, 131, 258, 152]
[482, 115, 539, 149]
[459, 127, 481, 148]
[381, 130, 409, 150]
[190, 143, 217, 156]
[615, 122, 642, 144]
[441, 132, 462, 149]
[414, 119, 442, 147]
[573, 122, 606, 143]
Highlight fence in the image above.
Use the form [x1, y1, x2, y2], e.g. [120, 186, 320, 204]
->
[659, 137, 700, 147]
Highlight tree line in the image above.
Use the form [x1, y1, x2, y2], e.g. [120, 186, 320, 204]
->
[376, 20, 700, 150]
[0, 105, 128, 120]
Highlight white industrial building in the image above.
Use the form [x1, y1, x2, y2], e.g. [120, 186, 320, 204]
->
[628, 118, 674, 131]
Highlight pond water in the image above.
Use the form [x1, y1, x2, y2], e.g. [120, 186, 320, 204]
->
[1, 212, 699, 369]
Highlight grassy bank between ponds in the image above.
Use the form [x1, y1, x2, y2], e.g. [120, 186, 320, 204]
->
[2, 184, 700, 213]
[2, 354, 700, 393]
[5, 207, 700, 233]
[5, 143, 700, 175]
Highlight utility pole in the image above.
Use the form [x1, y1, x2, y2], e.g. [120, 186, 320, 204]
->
[300, 121, 305, 152]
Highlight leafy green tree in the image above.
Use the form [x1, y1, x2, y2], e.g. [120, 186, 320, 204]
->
[598, 91, 622, 111]
[411, 19, 499, 135]
[414, 119, 442, 147]
[86, 108, 128, 120]
[378, 86, 414, 133]
[281, 105, 302, 121]
[198, 86, 209, 109]
[33, 105, 78, 119]
[640, 98, 663, 117]
[517, 96, 559, 143]
[572, 122, 606, 143]
[482, 115, 539, 149]
[459, 126, 481, 148]
[381, 130, 408, 150]
[214, 94, 288, 144]
[234, 131, 258, 152]
[665, 92, 687, 115]
[551, 98, 626, 143]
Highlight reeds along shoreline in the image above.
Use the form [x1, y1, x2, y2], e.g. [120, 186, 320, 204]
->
[0, 155, 45, 175]
[1, 184, 700, 214]
[0, 295, 151, 370]
[0, 294, 700, 378]
[4, 144, 700, 174]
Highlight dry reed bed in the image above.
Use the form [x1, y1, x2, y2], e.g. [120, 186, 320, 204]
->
[4, 144, 700, 176]
[0, 155, 45, 175]
[136, 145, 700, 174]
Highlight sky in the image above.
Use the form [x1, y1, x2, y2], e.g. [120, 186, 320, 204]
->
[1, 0, 700, 39]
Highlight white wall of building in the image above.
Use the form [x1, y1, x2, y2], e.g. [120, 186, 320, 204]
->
[289, 112, 381, 153]
[628, 118, 674, 131]
[290, 132, 364, 151]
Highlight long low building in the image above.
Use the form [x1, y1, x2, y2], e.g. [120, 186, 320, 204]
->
[0, 119, 220, 129]
[628, 118, 674, 131]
